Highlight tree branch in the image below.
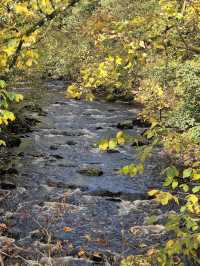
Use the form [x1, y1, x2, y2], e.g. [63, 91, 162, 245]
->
[9, 0, 80, 69]
[187, 45, 200, 54]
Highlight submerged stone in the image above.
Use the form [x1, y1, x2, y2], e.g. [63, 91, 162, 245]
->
[50, 145, 59, 150]
[117, 120, 133, 129]
[51, 154, 64, 159]
[0, 182, 16, 190]
[78, 166, 103, 176]
[66, 140, 77, 146]
[6, 135, 21, 147]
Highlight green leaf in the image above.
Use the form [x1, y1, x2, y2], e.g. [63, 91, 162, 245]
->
[180, 206, 186, 213]
[163, 176, 173, 187]
[0, 99, 8, 109]
[180, 184, 189, 192]
[108, 138, 117, 150]
[146, 215, 157, 225]
[120, 165, 129, 175]
[129, 164, 138, 177]
[98, 139, 109, 151]
[172, 180, 178, 189]
[0, 80, 6, 89]
[166, 166, 179, 179]
[0, 140, 6, 146]
[119, 163, 142, 177]
[137, 163, 144, 174]
[183, 168, 193, 178]
[192, 186, 200, 193]
[6, 92, 16, 101]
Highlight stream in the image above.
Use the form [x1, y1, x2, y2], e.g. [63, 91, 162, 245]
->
[0, 81, 170, 266]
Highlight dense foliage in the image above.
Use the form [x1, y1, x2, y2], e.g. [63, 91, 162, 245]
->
[0, 0, 200, 265]
[65, 0, 200, 265]
[0, 0, 81, 142]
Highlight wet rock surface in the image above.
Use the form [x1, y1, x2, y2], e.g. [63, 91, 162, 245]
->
[0, 82, 168, 265]
[78, 166, 104, 177]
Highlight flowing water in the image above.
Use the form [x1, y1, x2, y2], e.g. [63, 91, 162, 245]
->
[0, 81, 169, 265]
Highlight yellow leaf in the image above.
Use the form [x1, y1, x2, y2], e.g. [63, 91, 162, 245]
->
[99, 139, 109, 151]
[193, 173, 200, 181]
[148, 189, 159, 196]
[109, 138, 117, 150]
[66, 84, 82, 99]
[15, 4, 35, 17]
[0, 140, 6, 146]
[139, 40, 145, 48]
[187, 194, 198, 204]
[116, 131, 125, 145]
[15, 94, 24, 102]
[166, 240, 175, 249]
[26, 58, 33, 67]
[115, 56, 122, 65]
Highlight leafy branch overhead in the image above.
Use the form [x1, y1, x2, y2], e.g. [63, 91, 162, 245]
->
[0, 0, 82, 71]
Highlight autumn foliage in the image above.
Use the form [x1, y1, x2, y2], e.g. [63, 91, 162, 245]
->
[0, 0, 200, 265]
